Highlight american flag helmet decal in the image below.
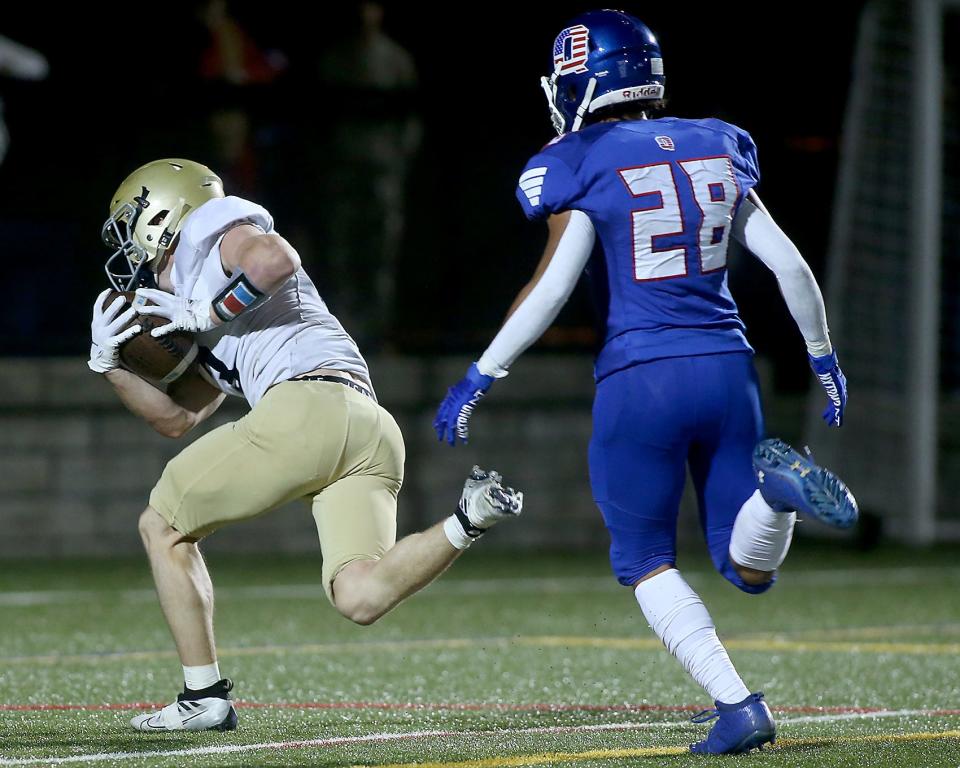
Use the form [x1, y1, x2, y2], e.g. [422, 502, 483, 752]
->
[553, 24, 590, 75]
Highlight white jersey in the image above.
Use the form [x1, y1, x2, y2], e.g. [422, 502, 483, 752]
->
[169, 196, 372, 406]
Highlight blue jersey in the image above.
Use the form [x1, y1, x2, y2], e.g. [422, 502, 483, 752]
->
[516, 117, 760, 381]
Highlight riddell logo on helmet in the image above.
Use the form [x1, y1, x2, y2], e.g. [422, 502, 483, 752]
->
[622, 86, 661, 99]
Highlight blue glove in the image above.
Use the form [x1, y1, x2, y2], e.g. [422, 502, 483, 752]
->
[434, 363, 495, 446]
[809, 351, 847, 428]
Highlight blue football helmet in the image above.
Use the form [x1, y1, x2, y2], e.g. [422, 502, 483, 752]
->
[541, 9, 665, 135]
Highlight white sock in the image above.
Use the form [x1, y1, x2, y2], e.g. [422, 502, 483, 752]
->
[729, 489, 797, 572]
[635, 569, 751, 704]
[443, 515, 474, 549]
[183, 662, 221, 691]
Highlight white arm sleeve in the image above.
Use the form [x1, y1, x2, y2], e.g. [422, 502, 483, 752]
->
[732, 198, 833, 357]
[477, 210, 596, 377]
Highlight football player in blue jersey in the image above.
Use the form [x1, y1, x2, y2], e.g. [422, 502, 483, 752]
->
[435, 9, 858, 756]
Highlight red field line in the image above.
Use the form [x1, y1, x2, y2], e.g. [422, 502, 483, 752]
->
[3, 701, 960, 716]
[0, 702, 162, 712]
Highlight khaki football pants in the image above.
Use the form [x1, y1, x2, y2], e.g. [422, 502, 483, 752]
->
[150, 380, 404, 602]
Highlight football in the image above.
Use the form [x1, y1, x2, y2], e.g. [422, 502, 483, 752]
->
[102, 290, 198, 383]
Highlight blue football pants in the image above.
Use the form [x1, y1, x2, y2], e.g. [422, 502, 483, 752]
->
[589, 352, 770, 593]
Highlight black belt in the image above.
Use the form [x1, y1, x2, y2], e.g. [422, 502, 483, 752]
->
[290, 374, 374, 399]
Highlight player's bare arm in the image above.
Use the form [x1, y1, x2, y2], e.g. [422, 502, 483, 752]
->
[219, 224, 301, 292]
[104, 367, 225, 438]
[134, 226, 301, 337]
[87, 288, 224, 437]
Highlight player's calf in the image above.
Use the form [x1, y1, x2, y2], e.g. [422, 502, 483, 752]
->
[331, 467, 523, 626]
[331, 559, 395, 626]
[723, 488, 795, 594]
[635, 569, 753, 705]
[732, 563, 775, 587]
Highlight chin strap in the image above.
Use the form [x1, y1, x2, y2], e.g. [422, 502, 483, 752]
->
[133, 260, 159, 290]
[541, 69, 598, 135]
[570, 77, 597, 133]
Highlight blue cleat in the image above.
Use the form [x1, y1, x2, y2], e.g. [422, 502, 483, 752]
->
[752, 438, 859, 529]
[690, 692, 776, 755]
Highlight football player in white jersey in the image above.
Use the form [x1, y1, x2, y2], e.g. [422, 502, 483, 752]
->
[88, 159, 523, 732]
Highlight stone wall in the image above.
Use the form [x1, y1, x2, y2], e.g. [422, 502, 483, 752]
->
[0, 356, 611, 557]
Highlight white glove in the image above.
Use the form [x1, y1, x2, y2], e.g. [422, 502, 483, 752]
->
[88, 289, 141, 374]
[134, 288, 217, 337]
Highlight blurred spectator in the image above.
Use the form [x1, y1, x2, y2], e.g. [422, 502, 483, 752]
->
[0, 35, 49, 166]
[206, 103, 261, 200]
[199, 0, 286, 85]
[197, 0, 286, 199]
[316, 1, 422, 351]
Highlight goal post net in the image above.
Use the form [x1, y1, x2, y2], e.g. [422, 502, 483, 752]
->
[804, 0, 959, 543]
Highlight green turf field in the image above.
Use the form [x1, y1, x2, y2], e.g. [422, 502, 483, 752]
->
[1, 545, 959, 767]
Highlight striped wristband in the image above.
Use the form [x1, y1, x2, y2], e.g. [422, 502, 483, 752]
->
[212, 271, 267, 322]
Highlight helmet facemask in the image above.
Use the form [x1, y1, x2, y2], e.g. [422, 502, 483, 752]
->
[102, 199, 154, 291]
[102, 189, 184, 291]
[540, 71, 569, 135]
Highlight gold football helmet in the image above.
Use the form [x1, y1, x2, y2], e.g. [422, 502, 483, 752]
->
[102, 159, 224, 290]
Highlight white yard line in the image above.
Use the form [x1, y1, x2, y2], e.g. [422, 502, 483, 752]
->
[0, 730, 445, 766]
[0, 708, 948, 766]
[779, 709, 931, 725]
